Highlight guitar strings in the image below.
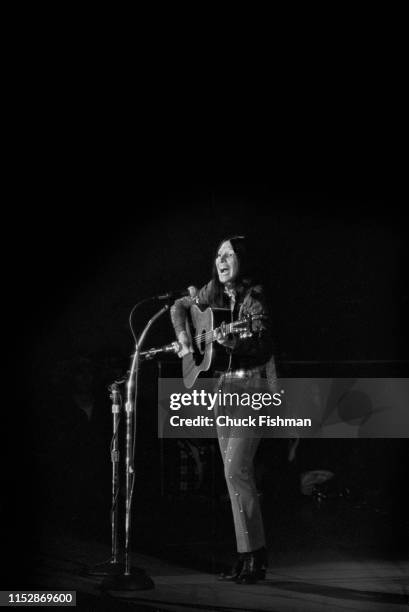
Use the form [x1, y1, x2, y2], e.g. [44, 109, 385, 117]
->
[192, 323, 234, 345]
[191, 314, 262, 345]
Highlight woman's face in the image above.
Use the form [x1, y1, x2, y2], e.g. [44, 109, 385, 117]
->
[215, 240, 239, 285]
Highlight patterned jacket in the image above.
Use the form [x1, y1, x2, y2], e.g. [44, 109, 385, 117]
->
[170, 279, 276, 375]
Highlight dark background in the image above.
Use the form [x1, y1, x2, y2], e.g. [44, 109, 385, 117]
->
[23, 188, 407, 365]
[7, 186, 408, 586]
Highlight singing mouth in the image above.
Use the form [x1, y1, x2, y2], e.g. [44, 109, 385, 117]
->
[219, 266, 229, 274]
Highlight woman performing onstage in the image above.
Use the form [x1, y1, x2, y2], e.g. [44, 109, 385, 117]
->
[170, 236, 278, 584]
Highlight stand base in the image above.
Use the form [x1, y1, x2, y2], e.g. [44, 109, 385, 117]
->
[100, 568, 155, 595]
[86, 560, 125, 577]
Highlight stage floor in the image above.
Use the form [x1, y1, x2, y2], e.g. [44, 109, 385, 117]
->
[27, 534, 408, 612]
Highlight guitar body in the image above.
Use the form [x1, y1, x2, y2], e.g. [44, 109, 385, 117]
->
[182, 305, 231, 388]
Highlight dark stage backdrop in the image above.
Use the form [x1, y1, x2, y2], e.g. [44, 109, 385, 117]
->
[23, 188, 406, 370]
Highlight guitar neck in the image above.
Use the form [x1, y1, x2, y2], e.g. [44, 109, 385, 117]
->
[211, 320, 237, 341]
[190, 308, 258, 347]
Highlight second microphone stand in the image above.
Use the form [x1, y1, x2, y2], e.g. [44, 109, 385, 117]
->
[102, 304, 170, 594]
[88, 381, 124, 577]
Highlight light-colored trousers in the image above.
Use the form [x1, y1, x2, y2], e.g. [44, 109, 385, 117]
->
[215, 369, 272, 553]
[217, 431, 265, 553]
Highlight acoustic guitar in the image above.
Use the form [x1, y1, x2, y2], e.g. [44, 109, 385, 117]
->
[182, 304, 262, 388]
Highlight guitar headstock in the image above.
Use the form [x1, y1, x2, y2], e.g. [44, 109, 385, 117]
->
[231, 313, 265, 339]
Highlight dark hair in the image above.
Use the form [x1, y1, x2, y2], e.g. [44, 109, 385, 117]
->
[210, 235, 255, 306]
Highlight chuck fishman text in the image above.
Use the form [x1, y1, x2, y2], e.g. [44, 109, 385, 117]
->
[169, 415, 312, 428]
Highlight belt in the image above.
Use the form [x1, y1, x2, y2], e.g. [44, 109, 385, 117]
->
[215, 366, 265, 380]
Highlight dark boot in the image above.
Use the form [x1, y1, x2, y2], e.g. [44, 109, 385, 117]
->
[218, 554, 245, 581]
[235, 547, 268, 584]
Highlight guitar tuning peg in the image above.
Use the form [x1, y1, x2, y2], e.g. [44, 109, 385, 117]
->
[240, 331, 253, 339]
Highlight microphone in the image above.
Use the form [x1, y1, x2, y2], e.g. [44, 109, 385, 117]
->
[156, 286, 198, 301]
[141, 341, 182, 359]
[161, 341, 182, 353]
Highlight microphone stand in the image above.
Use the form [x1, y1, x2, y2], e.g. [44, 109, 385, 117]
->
[102, 304, 170, 594]
[109, 383, 121, 568]
[87, 381, 124, 577]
